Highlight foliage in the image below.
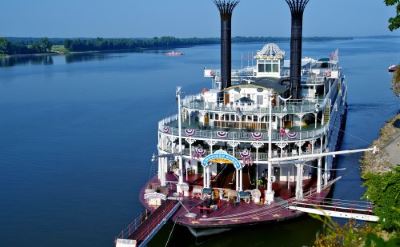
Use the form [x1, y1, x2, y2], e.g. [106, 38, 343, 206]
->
[393, 67, 400, 96]
[363, 167, 400, 231]
[0, 36, 353, 55]
[0, 37, 53, 55]
[30, 38, 52, 53]
[385, 0, 400, 31]
[313, 214, 400, 247]
[0, 38, 11, 55]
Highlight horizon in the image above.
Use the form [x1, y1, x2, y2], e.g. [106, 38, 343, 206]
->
[3, 35, 400, 40]
[1, 0, 398, 38]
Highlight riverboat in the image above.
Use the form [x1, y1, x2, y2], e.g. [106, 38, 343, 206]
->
[139, 0, 348, 238]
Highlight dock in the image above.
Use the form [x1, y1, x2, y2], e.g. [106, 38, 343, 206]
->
[115, 200, 180, 247]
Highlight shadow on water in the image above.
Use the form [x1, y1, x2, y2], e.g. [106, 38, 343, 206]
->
[149, 216, 323, 247]
[65, 53, 122, 64]
[0, 55, 54, 67]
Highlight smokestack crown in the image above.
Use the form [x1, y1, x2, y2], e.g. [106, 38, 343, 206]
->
[286, 0, 309, 16]
[214, 0, 239, 19]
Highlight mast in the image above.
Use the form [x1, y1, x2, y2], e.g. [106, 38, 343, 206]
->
[214, 0, 239, 99]
[285, 0, 310, 99]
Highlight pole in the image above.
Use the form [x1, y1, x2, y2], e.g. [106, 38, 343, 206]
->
[177, 87, 184, 193]
[256, 147, 259, 189]
[317, 158, 322, 193]
[266, 94, 275, 204]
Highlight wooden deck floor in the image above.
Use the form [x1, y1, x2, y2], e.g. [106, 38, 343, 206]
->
[140, 173, 330, 228]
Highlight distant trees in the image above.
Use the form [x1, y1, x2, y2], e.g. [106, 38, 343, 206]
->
[63, 36, 218, 52]
[31, 38, 52, 53]
[0, 36, 353, 55]
[0, 37, 52, 55]
[385, 0, 400, 31]
[0, 38, 11, 55]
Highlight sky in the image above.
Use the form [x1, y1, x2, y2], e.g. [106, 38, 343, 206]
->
[0, 0, 398, 38]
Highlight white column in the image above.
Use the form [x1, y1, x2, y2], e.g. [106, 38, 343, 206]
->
[253, 142, 263, 190]
[160, 157, 167, 187]
[176, 88, 184, 194]
[239, 169, 243, 191]
[265, 95, 275, 204]
[235, 170, 239, 191]
[187, 139, 195, 179]
[317, 158, 322, 193]
[207, 167, 211, 188]
[203, 166, 207, 189]
[314, 113, 318, 128]
[295, 164, 303, 200]
[256, 147, 259, 189]
[158, 157, 162, 181]
[324, 156, 329, 185]
[311, 141, 315, 154]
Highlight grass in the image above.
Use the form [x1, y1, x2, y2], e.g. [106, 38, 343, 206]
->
[51, 45, 69, 54]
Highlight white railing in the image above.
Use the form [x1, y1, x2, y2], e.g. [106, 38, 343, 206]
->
[160, 145, 322, 161]
[182, 97, 326, 115]
[159, 115, 327, 142]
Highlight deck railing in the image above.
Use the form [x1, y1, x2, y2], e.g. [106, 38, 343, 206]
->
[181, 95, 326, 115]
[160, 145, 322, 161]
[159, 115, 327, 142]
[116, 210, 151, 241]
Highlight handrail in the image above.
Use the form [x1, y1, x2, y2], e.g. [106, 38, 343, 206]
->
[159, 115, 327, 142]
[160, 145, 322, 161]
[181, 97, 325, 115]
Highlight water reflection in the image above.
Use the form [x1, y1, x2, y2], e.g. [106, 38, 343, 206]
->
[65, 53, 112, 63]
[0, 55, 54, 67]
[0, 53, 124, 67]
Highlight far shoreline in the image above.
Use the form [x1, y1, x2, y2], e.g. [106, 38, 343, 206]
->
[0, 36, 359, 58]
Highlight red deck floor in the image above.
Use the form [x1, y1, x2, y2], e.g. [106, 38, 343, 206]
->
[140, 173, 330, 228]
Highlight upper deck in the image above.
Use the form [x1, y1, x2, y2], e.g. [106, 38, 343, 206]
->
[158, 44, 344, 145]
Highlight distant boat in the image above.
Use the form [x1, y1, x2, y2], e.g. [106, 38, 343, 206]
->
[388, 64, 398, 72]
[165, 51, 184, 57]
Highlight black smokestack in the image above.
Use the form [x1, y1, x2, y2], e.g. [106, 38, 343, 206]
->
[286, 0, 309, 99]
[214, 0, 239, 90]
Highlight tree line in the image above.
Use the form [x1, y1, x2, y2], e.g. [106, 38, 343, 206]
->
[0, 37, 52, 55]
[0, 36, 353, 55]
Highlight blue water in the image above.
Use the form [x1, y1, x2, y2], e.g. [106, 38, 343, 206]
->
[0, 37, 399, 247]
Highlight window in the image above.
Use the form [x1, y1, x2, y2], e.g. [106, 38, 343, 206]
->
[273, 64, 279, 72]
[258, 63, 265, 72]
[266, 64, 272, 72]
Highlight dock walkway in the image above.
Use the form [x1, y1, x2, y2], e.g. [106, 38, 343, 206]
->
[116, 200, 180, 247]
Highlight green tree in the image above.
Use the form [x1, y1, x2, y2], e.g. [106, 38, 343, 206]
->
[385, 0, 400, 31]
[0, 37, 11, 55]
[31, 38, 51, 53]
[363, 167, 400, 231]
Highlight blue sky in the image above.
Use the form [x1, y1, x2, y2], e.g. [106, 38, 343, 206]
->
[0, 0, 397, 38]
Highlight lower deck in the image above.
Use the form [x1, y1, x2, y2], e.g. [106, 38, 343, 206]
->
[140, 173, 331, 228]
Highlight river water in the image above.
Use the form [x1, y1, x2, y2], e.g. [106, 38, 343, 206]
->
[0, 37, 399, 247]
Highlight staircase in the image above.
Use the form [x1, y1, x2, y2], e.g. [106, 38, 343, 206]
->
[323, 105, 331, 124]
